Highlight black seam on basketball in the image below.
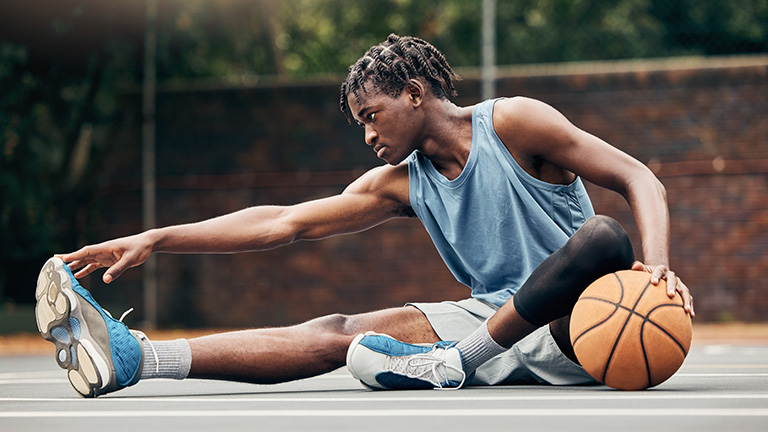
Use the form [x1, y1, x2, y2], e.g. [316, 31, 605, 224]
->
[642, 303, 690, 355]
[603, 276, 653, 384]
[640, 317, 652, 389]
[638, 303, 687, 388]
[572, 271, 628, 346]
[578, 296, 677, 330]
[572, 297, 620, 345]
[601, 273, 631, 383]
[635, 278, 655, 388]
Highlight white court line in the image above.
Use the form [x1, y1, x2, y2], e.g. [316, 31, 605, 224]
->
[0, 379, 69, 384]
[2, 372, 766, 386]
[683, 364, 768, 369]
[0, 371, 353, 385]
[3, 393, 768, 403]
[1, 408, 767, 418]
[676, 373, 768, 377]
[0, 371, 62, 379]
[0, 371, 351, 379]
[0, 370, 353, 381]
[0, 376, 351, 384]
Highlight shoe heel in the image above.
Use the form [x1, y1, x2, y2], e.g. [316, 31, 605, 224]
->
[35, 258, 72, 338]
[345, 333, 368, 380]
[67, 340, 107, 398]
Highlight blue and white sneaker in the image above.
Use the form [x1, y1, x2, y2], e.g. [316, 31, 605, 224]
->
[346, 332, 467, 390]
[35, 257, 145, 397]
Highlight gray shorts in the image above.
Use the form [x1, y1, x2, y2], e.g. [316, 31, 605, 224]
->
[409, 298, 598, 386]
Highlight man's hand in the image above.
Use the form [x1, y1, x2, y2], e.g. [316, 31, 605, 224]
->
[57, 233, 154, 284]
[631, 261, 694, 317]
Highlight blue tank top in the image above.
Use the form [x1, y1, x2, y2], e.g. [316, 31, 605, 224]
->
[407, 98, 595, 307]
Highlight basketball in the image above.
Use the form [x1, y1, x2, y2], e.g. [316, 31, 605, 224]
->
[569, 270, 692, 390]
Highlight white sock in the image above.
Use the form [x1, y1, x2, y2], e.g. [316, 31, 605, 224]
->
[138, 338, 192, 380]
[454, 319, 508, 372]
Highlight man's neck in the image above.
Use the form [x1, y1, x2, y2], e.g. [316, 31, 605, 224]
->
[418, 100, 474, 181]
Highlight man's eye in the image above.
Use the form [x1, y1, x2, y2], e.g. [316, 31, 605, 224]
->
[368, 112, 376, 122]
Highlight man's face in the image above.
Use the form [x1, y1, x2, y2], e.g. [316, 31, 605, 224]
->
[346, 86, 421, 165]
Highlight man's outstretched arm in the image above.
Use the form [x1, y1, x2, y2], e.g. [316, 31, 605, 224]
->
[61, 164, 412, 283]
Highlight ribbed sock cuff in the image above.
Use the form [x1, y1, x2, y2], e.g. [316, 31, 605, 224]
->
[139, 338, 192, 380]
[454, 319, 508, 373]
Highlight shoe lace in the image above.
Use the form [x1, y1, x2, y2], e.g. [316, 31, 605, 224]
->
[131, 330, 160, 374]
[104, 307, 160, 374]
[386, 346, 466, 390]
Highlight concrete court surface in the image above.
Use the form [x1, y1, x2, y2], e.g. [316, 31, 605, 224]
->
[1, 338, 767, 432]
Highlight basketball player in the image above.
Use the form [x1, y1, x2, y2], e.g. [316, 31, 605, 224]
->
[35, 34, 693, 397]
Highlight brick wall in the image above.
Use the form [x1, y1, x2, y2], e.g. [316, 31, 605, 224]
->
[82, 56, 768, 328]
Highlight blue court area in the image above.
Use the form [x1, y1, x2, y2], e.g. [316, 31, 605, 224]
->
[1, 341, 767, 432]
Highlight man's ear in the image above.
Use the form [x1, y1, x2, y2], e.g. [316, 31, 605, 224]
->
[406, 79, 424, 108]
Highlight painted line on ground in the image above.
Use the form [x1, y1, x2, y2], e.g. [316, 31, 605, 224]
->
[3, 372, 766, 386]
[0, 371, 62, 379]
[0, 379, 69, 384]
[3, 393, 768, 403]
[676, 373, 768, 377]
[1, 408, 768, 418]
[682, 365, 768, 369]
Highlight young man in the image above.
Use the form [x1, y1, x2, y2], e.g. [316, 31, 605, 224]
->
[35, 34, 693, 397]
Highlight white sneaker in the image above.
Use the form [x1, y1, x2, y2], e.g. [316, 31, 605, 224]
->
[346, 332, 467, 390]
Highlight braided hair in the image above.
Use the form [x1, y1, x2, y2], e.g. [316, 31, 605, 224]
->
[340, 34, 459, 124]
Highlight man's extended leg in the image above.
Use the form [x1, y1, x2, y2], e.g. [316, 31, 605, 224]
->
[36, 257, 440, 396]
[186, 307, 440, 384]
[348, 215, 635, 389]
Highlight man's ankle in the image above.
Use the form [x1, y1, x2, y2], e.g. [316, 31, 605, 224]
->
[454, 319, 508, 372]
[138, 337, 192, 380]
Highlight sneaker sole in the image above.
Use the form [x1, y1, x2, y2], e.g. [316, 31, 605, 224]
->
[35, 257, 113, 398]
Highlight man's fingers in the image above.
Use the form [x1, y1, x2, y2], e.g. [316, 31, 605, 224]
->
[103, 256, 132, 284]
[103, 272, 115, 284]
[650, 266, 666, 285]
[66, 259, 83, 271]
[73, 263, 98, 279]
[665, 271, 677, 297]
[631, 261, 693, 318]
[58, 246, 92, 264]
[677, 279, 695, 317]
[687, 293, 695, 317]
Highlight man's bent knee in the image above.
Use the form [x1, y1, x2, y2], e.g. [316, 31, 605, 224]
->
[578, 216, 634, 267]
[512, 216, 635, 327]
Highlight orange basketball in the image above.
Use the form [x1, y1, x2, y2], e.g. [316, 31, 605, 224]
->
[569, 270, 692, 390]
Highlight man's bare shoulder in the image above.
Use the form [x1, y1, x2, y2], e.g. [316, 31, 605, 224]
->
[492, 96, 585, 184]
[490, 97, 546, 158]
[492, 96, 551, 125]
[492, 96, 574, 152]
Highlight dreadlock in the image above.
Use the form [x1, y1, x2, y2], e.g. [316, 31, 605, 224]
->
[340, 34, 459, 124]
